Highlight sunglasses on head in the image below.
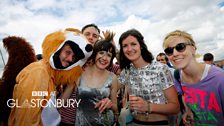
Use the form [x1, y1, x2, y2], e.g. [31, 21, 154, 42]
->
[164, 43, 192, 56]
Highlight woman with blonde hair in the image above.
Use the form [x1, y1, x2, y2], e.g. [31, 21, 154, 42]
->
[163, 30, 224, 125]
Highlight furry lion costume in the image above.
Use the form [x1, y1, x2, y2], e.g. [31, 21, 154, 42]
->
[1, 28, 92, 126]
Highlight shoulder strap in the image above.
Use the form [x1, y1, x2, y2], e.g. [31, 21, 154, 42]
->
[173, 69, 185, 112]
[174, 69, 181, 83]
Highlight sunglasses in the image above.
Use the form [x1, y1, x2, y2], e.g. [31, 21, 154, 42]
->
[164, 43, 192, 56]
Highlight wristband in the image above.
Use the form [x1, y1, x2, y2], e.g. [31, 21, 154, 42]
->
[145, 103, 151, 116]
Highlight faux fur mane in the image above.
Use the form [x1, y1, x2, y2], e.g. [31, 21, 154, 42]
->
[0, 36, 36, 123]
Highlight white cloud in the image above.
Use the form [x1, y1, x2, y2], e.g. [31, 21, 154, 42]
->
[0, 0, 224, 76]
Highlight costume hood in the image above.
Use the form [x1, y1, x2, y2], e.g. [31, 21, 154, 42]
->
[42, 29, 93, 85]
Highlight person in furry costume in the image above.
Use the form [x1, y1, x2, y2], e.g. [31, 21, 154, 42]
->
[0, 36, 37, 126]
[2, 28, 92, 126]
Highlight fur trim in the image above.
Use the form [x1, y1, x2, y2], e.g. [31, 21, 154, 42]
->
[41, 29, 91, 86]
[0, 36, 36, 122]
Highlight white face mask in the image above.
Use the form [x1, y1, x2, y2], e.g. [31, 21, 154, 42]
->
[50, 32, 93, 70]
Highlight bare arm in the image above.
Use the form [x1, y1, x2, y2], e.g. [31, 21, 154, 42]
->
[110, 75, 119, 114]
[182, 95, 194, 125]
[150, 86, 180, 115]
[58, 77, 80, 101]
[130, 86, 180, 115]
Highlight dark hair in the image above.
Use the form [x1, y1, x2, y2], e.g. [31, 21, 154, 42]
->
[203, 53, 214, 61]
[156, 52, 174, 68]
[88, 34, 116, 69]
[81, 23, 100, 34]
[156, 52, 168, 62]
[118, 29, 154, 70]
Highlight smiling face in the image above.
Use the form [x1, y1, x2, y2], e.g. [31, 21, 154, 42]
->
[165, 36, 195, 69]
[95, 51, 112, 69]
[48, 31, 93, 70]
[156, 55, 167, 64]
[121, 35, 142, 63]
[82, 26, 100, 45]
[89, 39, 116, 70]
[42, 30, 93, 86]
[59, 44, 75, 67]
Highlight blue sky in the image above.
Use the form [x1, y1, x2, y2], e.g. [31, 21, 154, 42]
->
[0, 0, 224, 75]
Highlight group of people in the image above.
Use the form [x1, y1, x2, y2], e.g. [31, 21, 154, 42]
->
[1, 23, 224, 126]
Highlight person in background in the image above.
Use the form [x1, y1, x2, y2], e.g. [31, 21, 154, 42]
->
[107, 62, 121, 76]
[81, 23, 100, 45]
[81, 24, 121, 74]
[156, 52, 173, 68]
[156, 52, 175, 76]
[203, 53, 214, 65]
[163, 30, 224, 125]
[222, 60, 224, 70]
[119, 29, 179, 126]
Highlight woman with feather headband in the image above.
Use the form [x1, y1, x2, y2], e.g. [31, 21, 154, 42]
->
[60, 33, 119, 126]
[76, 33, 119, 126]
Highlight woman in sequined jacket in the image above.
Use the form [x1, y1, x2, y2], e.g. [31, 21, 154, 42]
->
[118, 29, 180, 126]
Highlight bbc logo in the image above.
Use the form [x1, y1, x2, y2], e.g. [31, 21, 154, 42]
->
[32, 91, 48, 96]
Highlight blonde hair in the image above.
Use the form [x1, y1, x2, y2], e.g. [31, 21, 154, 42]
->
[163, 30, 196, 49]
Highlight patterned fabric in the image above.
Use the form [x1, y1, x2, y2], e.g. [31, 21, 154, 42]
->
[107, 64, 120, 74]
[58, 89, 77, 125]
[119, 61, 174, 104]
[75, 73, 115, 126]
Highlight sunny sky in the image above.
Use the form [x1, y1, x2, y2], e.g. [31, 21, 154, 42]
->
[0, 0, 224, 75]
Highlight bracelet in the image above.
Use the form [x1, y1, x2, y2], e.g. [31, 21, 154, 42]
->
[148, 103, 151, 114]
[145, 103, 151, 116]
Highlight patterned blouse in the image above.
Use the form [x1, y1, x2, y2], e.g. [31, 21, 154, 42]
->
[119, 61, 174, 104]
